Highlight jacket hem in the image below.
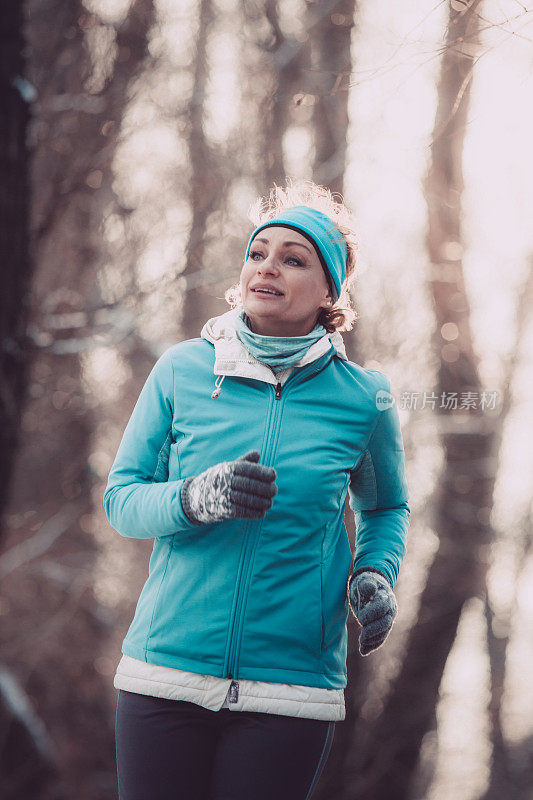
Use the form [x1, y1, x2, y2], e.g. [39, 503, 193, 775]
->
[122, 641, 227, 677]
[122, 640, 346, 689]
[235, 664, 347, 690]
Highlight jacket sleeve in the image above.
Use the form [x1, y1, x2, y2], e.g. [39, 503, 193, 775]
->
[102, 347, 199, 539]
[347, 374, 410, 589]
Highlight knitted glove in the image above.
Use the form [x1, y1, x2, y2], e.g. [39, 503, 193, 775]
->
[348, 567, 398, 656]
[180, 449, 278, 525]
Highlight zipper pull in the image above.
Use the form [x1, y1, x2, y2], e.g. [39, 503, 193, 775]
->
[229, 680, 239, 703]
[275, 382, 282, 400]
[211, 375, 225, 399]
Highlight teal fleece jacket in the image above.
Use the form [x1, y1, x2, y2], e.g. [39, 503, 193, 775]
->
[103, 337, 410, 689]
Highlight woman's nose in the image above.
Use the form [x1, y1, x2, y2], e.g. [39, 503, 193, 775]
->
[257, 255, 279, 275]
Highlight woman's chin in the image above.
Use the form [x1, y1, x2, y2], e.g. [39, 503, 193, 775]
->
[247, 293, 285, 306]
[245, 297, 286, 316]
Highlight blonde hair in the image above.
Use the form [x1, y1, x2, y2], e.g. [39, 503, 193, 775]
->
[225, 178, 359, 333]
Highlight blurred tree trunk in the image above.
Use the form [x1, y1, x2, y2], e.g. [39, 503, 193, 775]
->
[0, 2, 155, 798]
[339, 3, 496, 799]
[0, 5, 54, 796]
[239, 0, 290, 191]
[181, 0, 233, 339]
[182, 0, 293, 336]
[311, 0, 354, 197]
[482, 515, 533, 800]
[0, 2, 33, 541]
[479, 260, 533, 799]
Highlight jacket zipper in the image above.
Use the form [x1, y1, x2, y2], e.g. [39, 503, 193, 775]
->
[223, 349, 335, 690]
[224, 380, 282, 703]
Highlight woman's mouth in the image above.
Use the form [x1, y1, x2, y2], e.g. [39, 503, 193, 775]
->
[250, 288, 284, 298]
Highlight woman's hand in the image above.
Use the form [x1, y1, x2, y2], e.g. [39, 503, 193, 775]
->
[348, 568, 398, 656]
[180, 449, 278, 526]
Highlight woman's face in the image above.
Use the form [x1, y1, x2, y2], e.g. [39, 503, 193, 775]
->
[240, 226, 333, 337]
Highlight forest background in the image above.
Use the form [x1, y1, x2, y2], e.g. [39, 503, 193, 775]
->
[1, 0, 533, 798]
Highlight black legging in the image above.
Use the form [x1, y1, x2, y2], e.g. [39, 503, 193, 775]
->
[115, 689, 336, 800]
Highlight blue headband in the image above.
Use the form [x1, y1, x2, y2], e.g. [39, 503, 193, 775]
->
[243, 206, 347, 302]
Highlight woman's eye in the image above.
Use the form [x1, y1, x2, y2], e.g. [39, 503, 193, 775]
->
[249, 250, 304, 267]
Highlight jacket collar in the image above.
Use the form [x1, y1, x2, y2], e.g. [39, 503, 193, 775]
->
[201, 307, 347, 388]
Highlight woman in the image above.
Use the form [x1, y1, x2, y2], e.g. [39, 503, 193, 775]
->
[104, 180, 410, 800]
